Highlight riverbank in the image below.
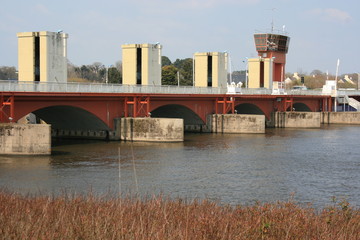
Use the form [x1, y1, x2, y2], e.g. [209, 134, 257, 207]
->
[0, 191, 359, 239]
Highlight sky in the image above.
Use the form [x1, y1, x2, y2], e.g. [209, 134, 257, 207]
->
[1, 0, 359, 75]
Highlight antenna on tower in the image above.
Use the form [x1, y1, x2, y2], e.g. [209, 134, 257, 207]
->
[271, 8, 276, 32]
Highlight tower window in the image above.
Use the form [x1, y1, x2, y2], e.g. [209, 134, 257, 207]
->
[34, 36, 40, 81]
[136, 48, 142, 85]
[207, 55, 212, 87]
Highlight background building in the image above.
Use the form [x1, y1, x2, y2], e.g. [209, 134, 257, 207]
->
[194, 52, 228, 88]
[121, 43, 162, 86]
[17, 31, 68, 82]
[248, 33, 290, 89]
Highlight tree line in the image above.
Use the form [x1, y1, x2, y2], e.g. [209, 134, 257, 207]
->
[0, 62, 358, 89]
[0, 57, 196, 86]
[0, 57, 195, 85]
[67, 57, 196, 85]
[67, 61, 122, 84]
[161, 57, 246, 86]
[285, 70, 359, 89]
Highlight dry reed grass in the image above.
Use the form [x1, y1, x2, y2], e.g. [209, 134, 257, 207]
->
[0, 190, 359, 240]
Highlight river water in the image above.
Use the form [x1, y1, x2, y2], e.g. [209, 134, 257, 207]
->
[1, 125, 359, 208]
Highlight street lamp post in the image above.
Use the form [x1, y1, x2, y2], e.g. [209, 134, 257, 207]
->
[192, 55, 195, 87]
[105, 66, 108, 84]
[334, 59, 340, 112]
[271, 56, 276, 91]
[245, 57, 249, 89]
[227, 52, 232, 85]
[177, 71, 180, 87]
[106, 65, 114, 84]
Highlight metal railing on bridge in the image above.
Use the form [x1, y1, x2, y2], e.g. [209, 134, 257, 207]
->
[0, 80, 227, 95]
[1, 80, 360, 96]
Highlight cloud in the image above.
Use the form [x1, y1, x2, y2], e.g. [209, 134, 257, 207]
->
[131, 0, 259, 10]
[32, 4, 52, 15]
[324, 8, 351, 23]
[307, 8, 351, 23]
[177, 0, 259, 8]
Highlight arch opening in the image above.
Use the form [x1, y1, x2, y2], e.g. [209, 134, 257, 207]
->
[234, 103, 265, 115]
[21, 105, 111, 140]
[31, 105, 110, 131]
[290, 103, 312, 112]
[151, 104, 204, 125]
[151, 104, 205, 132]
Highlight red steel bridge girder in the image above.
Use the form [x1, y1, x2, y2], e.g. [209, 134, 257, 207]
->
[215, 97, 235, 114]
[0, 94, 14, 123]
[124, 96, 150, 118]
[0, 92, 332, 128]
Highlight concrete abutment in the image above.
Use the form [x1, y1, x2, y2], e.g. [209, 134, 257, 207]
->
[0, 123, 51, 155]
[271, 112, 321, 128]
[209, 114, 266, 133]
[321, 112, 360, 124]
[114, 117, 184, 142]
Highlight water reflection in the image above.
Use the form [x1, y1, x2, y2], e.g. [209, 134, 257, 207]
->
[0, 125, 359, 208]
[0, 155, 51, 169]
[0, 155, 52, 194]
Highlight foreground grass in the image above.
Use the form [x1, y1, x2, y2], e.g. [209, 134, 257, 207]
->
[0, 191, 359, 240]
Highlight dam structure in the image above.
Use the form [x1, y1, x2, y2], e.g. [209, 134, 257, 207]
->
[1, 31, 360, 155]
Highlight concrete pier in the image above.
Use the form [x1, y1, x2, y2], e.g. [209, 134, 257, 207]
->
[115, 117, 184, 142]
[321, 112, 360, 124]
[0, 123, 51, 155]
[273, 112, 320, 128]
[210, 114, 265, 133]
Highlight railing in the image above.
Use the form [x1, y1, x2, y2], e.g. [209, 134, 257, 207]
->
[0, 80, 227, 95]
[348, 97, 360, 111]
[285, 89, 323, 96]
[231, 88, 326, 96]
[1, 80, 360, 96]
[337, 90, 360, 96]
[237, 88, 272, 95]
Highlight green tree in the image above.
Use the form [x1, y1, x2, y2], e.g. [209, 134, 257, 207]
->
[173, 58, 193, 86]
[0, 66, 18, 80]
[108, 67, 122, 84]
[162, 65, 178, 85]
[162, 56, 172, 66]
[310, 69, 324, 76]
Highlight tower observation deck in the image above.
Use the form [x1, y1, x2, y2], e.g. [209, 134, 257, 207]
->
[248, 32, 290, 89]
[254, 33, 290, 54]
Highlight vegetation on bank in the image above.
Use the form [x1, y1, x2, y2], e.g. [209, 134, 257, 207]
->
[0, 191, 359, 240]
[1, 60, 359, 89]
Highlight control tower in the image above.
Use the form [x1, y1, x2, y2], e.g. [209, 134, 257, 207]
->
[248, 33, 290, 89]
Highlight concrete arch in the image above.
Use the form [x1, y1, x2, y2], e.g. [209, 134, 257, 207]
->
[234, 103, 266, 115]
[291, 103, 312, 112]
[150, 104, 204, 125]
[32, 105, 110, 131]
